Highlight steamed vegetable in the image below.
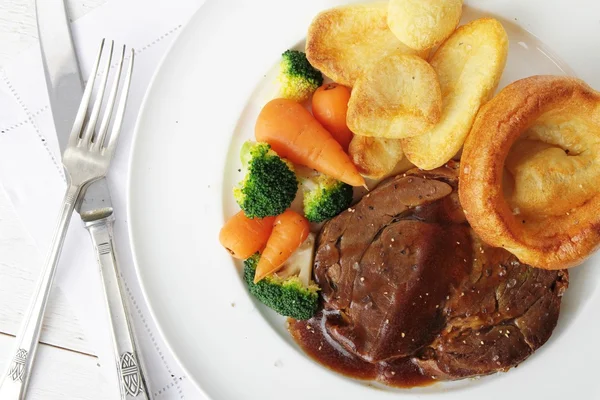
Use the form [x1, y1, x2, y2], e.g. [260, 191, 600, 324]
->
[254, 210, 310, 283]
[303, 174, 353, 223]
[234, 141, 298, 219]
[243, 234, 319, 320]
[255, 98, 366, 187]
[311, 83, 354, 151]
[219, 211, 275, 259]
[278, 50, 323, 102]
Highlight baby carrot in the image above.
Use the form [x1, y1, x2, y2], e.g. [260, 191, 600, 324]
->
[312, 83, 354, 151]
[255, 98, 366, 187]
[219, 211, 275, 260]
[254, 210, 310, 283]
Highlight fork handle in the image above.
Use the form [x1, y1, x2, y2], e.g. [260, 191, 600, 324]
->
[0, 183, 82, 400]
[85, 216, 151, 400]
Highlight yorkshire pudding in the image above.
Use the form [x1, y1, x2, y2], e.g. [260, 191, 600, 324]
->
[460, 75, 600, 269]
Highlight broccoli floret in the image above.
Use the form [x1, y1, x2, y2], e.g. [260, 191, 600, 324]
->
[279, 50, 323, 102]
[243, 239, 319, 320]
[303, 174, 353, 223]
[234, 141, 298, 219]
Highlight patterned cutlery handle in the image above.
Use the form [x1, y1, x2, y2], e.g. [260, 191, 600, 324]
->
[0, 184, 82, 400]
[85, 216, 152, 400]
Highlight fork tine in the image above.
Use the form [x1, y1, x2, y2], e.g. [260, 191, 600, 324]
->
[105, 48, 135, 154]
[80, 40, 114, 146]
[68, 39, 106, 147]
[93, 45, 126, 151]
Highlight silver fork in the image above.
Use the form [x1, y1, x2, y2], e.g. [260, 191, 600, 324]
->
[0, 39, 134, 400]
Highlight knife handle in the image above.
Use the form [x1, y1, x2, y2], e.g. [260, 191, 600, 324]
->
[85, 216, 152, 400]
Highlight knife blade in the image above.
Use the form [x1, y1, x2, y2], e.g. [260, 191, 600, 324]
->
[36, 0, 82, 153]
[36, 2, 151, 399]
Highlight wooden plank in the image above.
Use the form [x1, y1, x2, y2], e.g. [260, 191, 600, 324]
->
[0, 185, 95, 356]
[0, 0, 36, 66]
[0, 332, 114, 400]
[0, 0, 107, 66]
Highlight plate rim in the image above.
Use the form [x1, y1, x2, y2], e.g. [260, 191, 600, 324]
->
[126, 2, 211, 397]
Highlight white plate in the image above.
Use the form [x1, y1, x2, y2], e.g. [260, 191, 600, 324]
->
[128, 1, 600, 399]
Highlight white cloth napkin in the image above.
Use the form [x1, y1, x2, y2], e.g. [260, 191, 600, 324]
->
[0, 0, 208, 398]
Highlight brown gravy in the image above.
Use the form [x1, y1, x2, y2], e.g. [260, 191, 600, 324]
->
[288, 311, 434, 388]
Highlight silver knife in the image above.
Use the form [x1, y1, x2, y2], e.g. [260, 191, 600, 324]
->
[35, 1, 151, 399]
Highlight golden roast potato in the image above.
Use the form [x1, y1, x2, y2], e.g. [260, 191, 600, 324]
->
[349, 135, 407, 180]
[402, 18, 508, 170]
[306, 2, 427, 87]
[387, 0, 463, 51]
[347, 53, 442, 139]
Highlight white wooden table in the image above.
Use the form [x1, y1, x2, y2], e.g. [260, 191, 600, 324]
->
[0, 1, 115, 398]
